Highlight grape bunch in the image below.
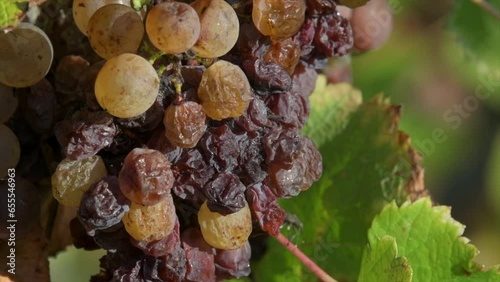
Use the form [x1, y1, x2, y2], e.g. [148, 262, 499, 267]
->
[0, 0, 391, 280]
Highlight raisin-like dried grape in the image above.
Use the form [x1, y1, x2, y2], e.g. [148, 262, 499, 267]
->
[291, 61, 318, 98]
[199, 125, 240, 172]
[246, 183, 285, 236]
[265, 91, 310, 129]
[198, 60, 252, 120]
[78, 175, 130, 235]
[242, 59, 292, 94]
[181, 227, 216, 282]
[214, 241, 251, 279]
[119, 148, 175, 205]
[314, 13, 353, 57]
[69, 217, 100, 251]
[205, 172, 246, 215]
[263, 37, 301, 74]
[55, 110, 117, 161]
[252, 0, 306, 39]
[164, 101, 207, 148]
[234, 97, 268, 133]
[52, 156, 108, 207]
[172, 149, 214, 205]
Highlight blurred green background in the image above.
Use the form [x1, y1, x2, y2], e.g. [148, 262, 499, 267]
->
[50, 0, 500, 280]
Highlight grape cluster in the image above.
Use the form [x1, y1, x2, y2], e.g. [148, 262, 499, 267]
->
[0, 0, 360, 280]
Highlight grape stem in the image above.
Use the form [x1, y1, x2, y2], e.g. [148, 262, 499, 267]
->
[471, 0, 500, 20]
[274, 232, 338, 282]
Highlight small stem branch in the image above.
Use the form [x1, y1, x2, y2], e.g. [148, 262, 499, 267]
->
[274, 232, 338, 282]
[471, 0, 500, 20]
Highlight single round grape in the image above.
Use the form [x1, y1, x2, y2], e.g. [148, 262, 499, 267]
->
[51, 156, 107, 207]
[190, 0, 239, 58]
[73, 0, 131, 36]
[119, 148, 175, 206]
[146, 2, 201, 54]
[122, 195, 176, 242]
[0, 83, 18, 123]
[87, 4, 145, 59]
[0, 23, 53, 87]
[0, 125, 20, 178]
[351, 0, 393, 51]
[95, 53, 160, 118]
[163, 101, 207, 148]
[252, 0, 306, 39]
[197, 60, 252, 120]
[198, 200, 252, 250]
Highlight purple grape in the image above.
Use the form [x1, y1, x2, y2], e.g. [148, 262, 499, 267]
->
[214, 241, 251, 280]
[119, 148, 175, 206]
[70, 217, 100, 250]
[54, 110, 117, 160]
[131, 218, 181, 257]
[247, 183, 286, 236]
[77, 175, 130, 235]
[181, 228, 216, 282]
[242, 59, 292, 94]
[314, 12, 353, 57]
[199, 125, 240, 172]
[205, 172, 246, 215]
[172, 149, 213, 205]
[265, 91, 310, 129]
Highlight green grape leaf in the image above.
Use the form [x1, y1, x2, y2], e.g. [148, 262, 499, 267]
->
[301, 75, 362, 147]
[254, 94, 426, 282]
[358, 236, 413, 282]
[0, 0, 30, 32]
[448, 0, 500, 79]
[368, 197, 500, 281]
[132, 0, 151, 10]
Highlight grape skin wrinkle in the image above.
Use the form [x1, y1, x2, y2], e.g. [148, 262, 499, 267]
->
[198, 60, 252, 120]
[198, 200, 252, 250]
[122, 195, 177, 242]
[51, 156, 108, 207]
[94, 53, 160, 118]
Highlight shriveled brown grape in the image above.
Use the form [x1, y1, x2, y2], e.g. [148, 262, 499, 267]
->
[263, 37, 301, 74]
[163, 101, 207, 148]
[119, 148, 175, 206]
[197, 60, 252, 120]
[252, 0, 306, 39]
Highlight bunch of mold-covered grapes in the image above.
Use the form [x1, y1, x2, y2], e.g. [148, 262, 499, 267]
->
[0, 0, 359, 280]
